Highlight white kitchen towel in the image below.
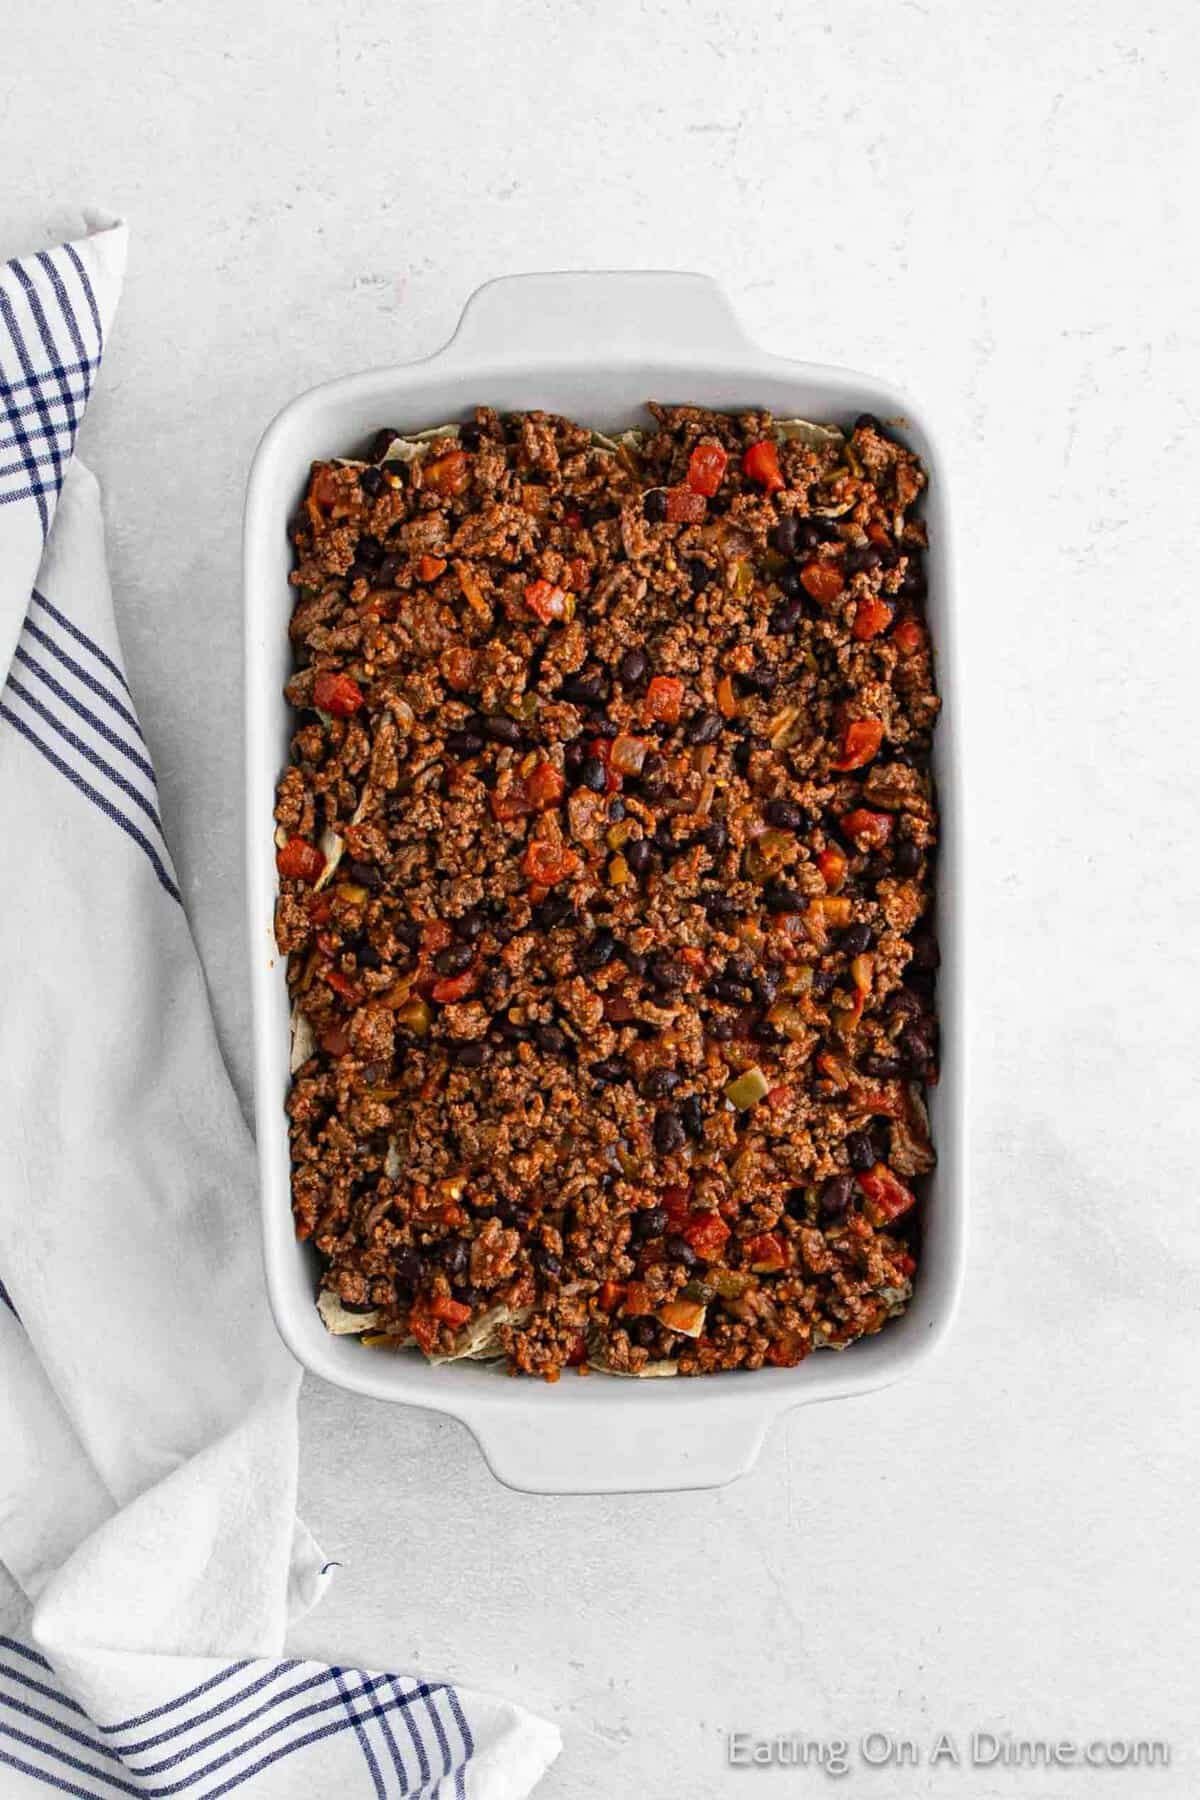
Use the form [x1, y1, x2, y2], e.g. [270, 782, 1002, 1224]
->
[0, 219, 560, 1799]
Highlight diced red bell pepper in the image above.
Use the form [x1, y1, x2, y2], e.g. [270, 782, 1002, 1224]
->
[276, 836, 325, 883]
[324, 968, 361, 1004]
[524, 578, 567, 624]
[818, 846, 847, 891]
[683, 1212, 730, 1261]
[661, 1185, 692, 1226]
[896, 1251, 917, 1278]
[891, 615, 925, 657]
[766, 1083, 792, 1109]
[417, 554, 447, 583]
[526, 760, 566, 809]
[565, 556, 590, 590]
[431, 966, 478, 1004]
[866, 521, 892, 548]
[665, 486, 708, 523]
[441, 645, 479, 691]
[745, 1230, 788, 1273]
[832, 718, 884, 770]
[643, 675, 684, 725]
[430, 1293, 473, 1328]
[840, 807, 893, 849]
[598, 1280, 625, 1311]
[857, 1162, 916, 1225]
[520, 838, 581, 886]
[565, 1332, 587, 1367]
[313, 670, 365, 717]
[852, 595, 894, 641]
[799, 559, 845, 604]
[422, 449, 470, 496]
[686, 442, 728, 497]
[742, 438, 784, 493]
[490, 778, 534, 822]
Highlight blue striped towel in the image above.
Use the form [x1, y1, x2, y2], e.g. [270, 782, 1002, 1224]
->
[0, 220, 560, 1800]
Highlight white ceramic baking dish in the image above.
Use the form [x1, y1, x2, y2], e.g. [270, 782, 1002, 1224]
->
[244, 271, 965, 1494]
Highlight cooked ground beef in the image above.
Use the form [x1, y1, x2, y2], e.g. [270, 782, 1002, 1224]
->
[276, 405, 939, 1380]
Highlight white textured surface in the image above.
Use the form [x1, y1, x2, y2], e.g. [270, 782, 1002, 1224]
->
[4, 1, 1199, 1795]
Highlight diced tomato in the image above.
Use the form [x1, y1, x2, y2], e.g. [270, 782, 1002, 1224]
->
[799, 559, 845, 604]
[665, 486, 708, 523]
[417, 554, 447, 583]
[683, 1212, 730, 1261]
[643, 675, 684, 726]
[524, 578, 567, 625]
[305, 892, 334, 924]
[854, 1087, 904, 1118]
[818, 846, 847, 892]
[896, 1251, 917, 1278]
[832, 718, 884, 770]
[687, 442, 728, 497]
[766, 1083, 792, 1109]
[603, 991, 639, 1022]
[308, 465, 341, 512]
[563, 506, 584, 530]
[313, 670, 364, 717]
[857, 1162, 916, 1225]
[441, 645, 479, 692]
[324, 968, 361, 1004]
[526, 760, 566, 809]
[766, 1335, 805, 1367]
[430, 1293, 472, 1328]
[745, 1230, 788, 1273]
[422, 449, 470, 496]
[620, 1280, 654, 1317]
[490, 778, 534, 822]
[431, 966, 478, 1004]
[866, 521, 892, 548]
[276, 836, 325, 883]
[742, 438, 784, 493]
[852, 595, 894, 641]
[407, 1303, 438, 1355]
[840, 807, 893, 849]
[319, 1023, 351, 1057]
[891, 615, 925, 657]
[565, 556, 590, 590]
[520, 838, 581, 886]
[565, 1332, 587, 1367]
[598, 1280, 625, 1311]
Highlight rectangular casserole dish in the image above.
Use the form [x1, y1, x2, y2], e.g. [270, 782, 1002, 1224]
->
[244, 271, 965, 1493]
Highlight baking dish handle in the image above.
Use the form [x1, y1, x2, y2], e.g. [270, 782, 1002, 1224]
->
[459, 1392, 779, 1495]
[437, 270, 752, 366]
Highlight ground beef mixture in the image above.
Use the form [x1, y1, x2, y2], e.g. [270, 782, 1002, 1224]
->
[275, 405, 940, 1380]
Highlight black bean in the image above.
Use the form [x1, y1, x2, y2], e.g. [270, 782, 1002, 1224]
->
[776, 566, 802, 601]
[752, 1018, 784, 1045]
[390, 1245, 422, 1285]
[580, 756, 607, 792]
[654, 819, 678, 856]
[631, 1317, 658, 1348]
[643, 489, 669, 523]
[702, 888, 736, 919]
[765, 799, 805, 831]
[392, 919, 420, 949]
[770, 596, 804, 634]
[888, 988, 923, 1019]
[458, 421, 483, 450]
[435, 943, 474, 976]
[732, 739, 753, 776]
[359, 465, 385, 497]
[738, 665, 779, 696]
[580, 929, 617, 971]
[841, 922, 873, 955]
[370, 427, 400, 462]
[534, 1245, 563, 1278]
[699, 817, 728, 855]
[454, 908, 486, 942]
[893, 838, 920, 877]
[707, 976, 753, 1004]
[773, 515, 800, 557]
[481, 713, 521, 746]
[785, 1186, 809, 1220]
[653, 1109, 686, 1156]
[810, 969, 836, 998]
[377, 553, 401, 587]
[338, 1294, 378, 1313]
[853, 413, 881, 434]
[643, 1068, 680, 1098]
[821, 1174, 856, 1222]
[348, 860, 382, 890]
[665, 1234, 698, 1269]
[680, 1095, 705, 1141]
[560, 675, 607, 707]
[445, 729, 484, 757]
[900, 557, 927, 599]
[443, 1238, 470, 1279]
[844, 544, 882, 575]
[863, 855, 890, 883]
[763, 881, 805, 913]
[452, 1040, 489, 1067]
[753, 968, 781, 1005]
[862, 1053, 903, 1078]
[625, 837, 652, 876]
[632, 1205, 669, 1241]
[619, 646, 648, 685]
[356, 533, 384, 568]
[900, 1021, 937, 1070]
[534, 891, 574, 930]
[687, 558, 711, 591]
[493, 1013, 532, 1042]
[903, 965, 937, 999]
[650, 954, 687, 991]
[534, 1022, 568, 1055]
[846, 1130, 877, 1172]
[910, 932, 940, 970]
[590, 717, 619, 739]
[356, 942, 382, 970]
[684, 710, 722, 746]
[622, 946, 648, 977]
[347, 561, 372, 585]
[708, 1016, 735, 1041]
[794, 519, 826, 552]
[590, 1057, 628, 1085]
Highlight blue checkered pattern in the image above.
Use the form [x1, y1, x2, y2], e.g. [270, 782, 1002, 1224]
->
[0, 244, 103, 537]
